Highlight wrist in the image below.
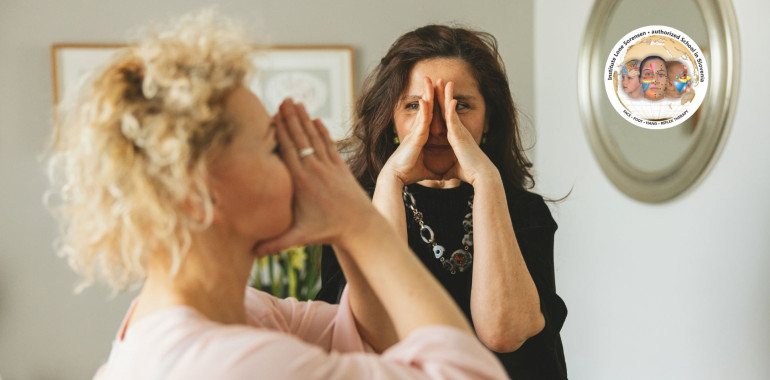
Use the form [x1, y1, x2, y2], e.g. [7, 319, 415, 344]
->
[376, 168, 405, 189]
[335, 209, 390, 256]
[469, 166, 502, 188]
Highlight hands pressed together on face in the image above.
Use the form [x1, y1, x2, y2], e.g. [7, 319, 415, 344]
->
[383, 76, 496, 187]
[255, 72, 498, 255]
[258, 98, 478, 344]
[255, 99, 378, 255]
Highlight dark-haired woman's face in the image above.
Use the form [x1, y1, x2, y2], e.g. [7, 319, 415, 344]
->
[393, 58, 487, 175]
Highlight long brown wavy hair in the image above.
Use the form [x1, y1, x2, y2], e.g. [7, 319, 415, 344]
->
[345, 24, 534, 192]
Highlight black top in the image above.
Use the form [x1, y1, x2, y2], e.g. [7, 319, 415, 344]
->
[316, 182, 568, 380]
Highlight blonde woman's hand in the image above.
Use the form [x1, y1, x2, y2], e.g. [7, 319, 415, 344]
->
[256, 100, 378, 255]
[379, 77, 441, 186]
[437, 79, 497, 186]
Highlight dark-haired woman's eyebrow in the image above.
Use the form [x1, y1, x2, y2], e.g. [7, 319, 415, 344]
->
[400, 94, 422, 101]
[400, 94, 478, 101]
[453, 94, 478, 101]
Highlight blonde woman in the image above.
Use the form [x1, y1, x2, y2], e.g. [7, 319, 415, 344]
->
[46, 12, 507, 380]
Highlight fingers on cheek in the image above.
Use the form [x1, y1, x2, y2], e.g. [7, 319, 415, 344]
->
[313, 119, 339, 160]
[423, 77, 432, 100]
[274, 120, 292, 152]
[313, 119, 330, 141]
[454, 105, 464, 127]
[292, 169, 315, 195]
[446, 100, 457, 123]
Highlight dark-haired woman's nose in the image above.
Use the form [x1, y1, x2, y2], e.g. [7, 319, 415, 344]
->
[429, 102, 446, 136]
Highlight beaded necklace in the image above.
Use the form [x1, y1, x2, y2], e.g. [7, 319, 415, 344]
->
[402, 186, 473, 274]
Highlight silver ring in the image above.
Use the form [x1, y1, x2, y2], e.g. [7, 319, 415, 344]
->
[298, 147, 315, 159]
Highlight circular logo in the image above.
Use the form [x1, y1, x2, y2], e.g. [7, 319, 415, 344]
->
[604, 25, 708, 129]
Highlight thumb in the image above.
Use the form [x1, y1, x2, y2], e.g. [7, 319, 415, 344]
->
[255, 228, 307, 256]
[445, 99, 469, 142]
[415, 99, 431, 142]
[443, 82, 466, 141]
[403, 98, 431, 146]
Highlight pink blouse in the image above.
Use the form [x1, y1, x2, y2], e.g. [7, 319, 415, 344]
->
[94, 287, 508, 379]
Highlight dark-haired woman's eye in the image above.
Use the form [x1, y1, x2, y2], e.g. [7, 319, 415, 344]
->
[405, 102, 419, 111]
[455, 102, 470, 111]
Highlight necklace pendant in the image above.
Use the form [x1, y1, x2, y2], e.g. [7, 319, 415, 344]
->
[462, 233, 473, 247]
[450, 249, 473, 272]
[462, 219, 473, 233]
[432, 244, 446, 259]
[403, 187, 474, 276]
[403, 190, 416, 206]
[419, 225, 435, 244]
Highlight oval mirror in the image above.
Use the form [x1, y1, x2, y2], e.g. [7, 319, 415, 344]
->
[578, 0, 740, 202]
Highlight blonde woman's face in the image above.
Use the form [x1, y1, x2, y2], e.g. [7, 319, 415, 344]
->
[208, 86, 292, 245]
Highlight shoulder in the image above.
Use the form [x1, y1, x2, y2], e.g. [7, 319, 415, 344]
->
[504, 187, 557, 232]
[98, 305, 297, 380]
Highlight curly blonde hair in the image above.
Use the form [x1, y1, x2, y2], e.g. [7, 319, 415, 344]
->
[46, 11, 256, 292]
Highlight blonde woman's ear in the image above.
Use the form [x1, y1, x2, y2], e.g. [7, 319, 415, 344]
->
[181, 185, 217, 226]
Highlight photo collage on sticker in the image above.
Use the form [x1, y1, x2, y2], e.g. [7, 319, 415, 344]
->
[605, 25, 707, 129]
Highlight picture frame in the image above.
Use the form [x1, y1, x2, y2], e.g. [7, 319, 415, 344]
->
[249, 46, 355, 141]
[51, 44, 355, 140]
[50, 44, 124, 106]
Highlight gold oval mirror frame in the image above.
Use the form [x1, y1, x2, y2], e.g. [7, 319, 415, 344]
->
[578, 0, 741, 202]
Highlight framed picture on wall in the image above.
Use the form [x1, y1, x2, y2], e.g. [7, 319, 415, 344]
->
[51, 44, 355, 140]
[51, 44, 123, 106]
[249, 47, 354, 141]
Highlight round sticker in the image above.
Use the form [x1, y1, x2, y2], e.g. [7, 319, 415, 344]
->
[604, 25, 708, 129]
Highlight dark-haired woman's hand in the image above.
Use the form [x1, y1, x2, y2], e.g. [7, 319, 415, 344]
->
[437, 80, 498, 186]
[379, 77, 442, 186]
[255, 99, 379, 255]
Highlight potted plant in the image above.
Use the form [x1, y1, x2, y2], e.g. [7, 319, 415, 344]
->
[249, 245, 323, 301]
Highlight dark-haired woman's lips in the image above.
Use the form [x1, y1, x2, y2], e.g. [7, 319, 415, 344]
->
[424, 144, 452, 153]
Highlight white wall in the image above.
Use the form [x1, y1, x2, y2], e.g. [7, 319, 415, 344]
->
[7, 0, 765, 378]
[0, 1, 533, 379]
[534, 0, 770, 379]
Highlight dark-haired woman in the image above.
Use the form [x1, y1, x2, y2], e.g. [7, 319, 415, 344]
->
[317, 25, 568, 380]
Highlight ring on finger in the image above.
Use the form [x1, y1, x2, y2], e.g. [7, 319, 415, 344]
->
[298, 147, 315, 159]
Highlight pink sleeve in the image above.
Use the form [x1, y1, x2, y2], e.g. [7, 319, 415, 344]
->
[95, 290, 508, 379]
[382, 326, 509, 379]
[236, 287, 508, 379]
[167, 322, 508, 380]
[245, 286, 370, 352]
